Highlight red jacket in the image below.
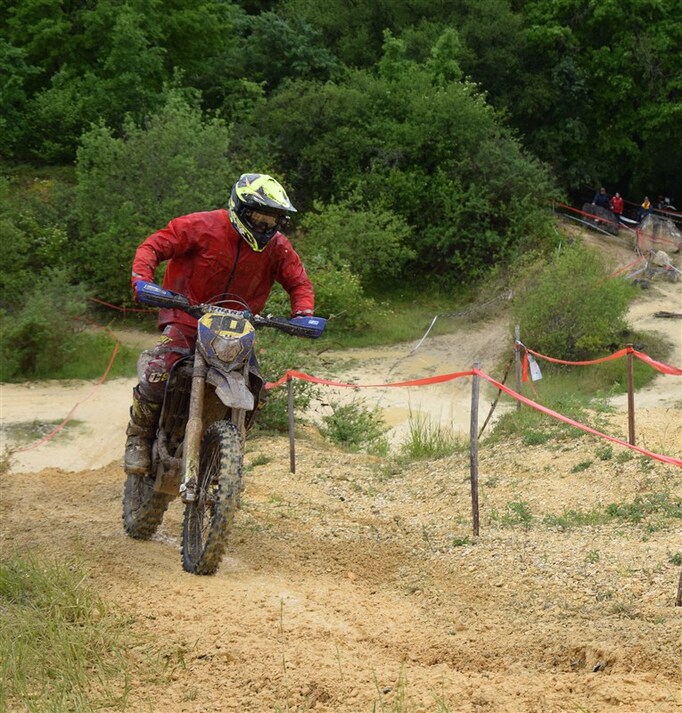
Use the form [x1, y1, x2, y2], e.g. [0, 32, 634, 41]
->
[131, 209, 314, 329]
[610, 195, 624, 214]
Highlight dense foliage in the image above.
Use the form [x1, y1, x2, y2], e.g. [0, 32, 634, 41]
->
[1, 0, 676, 380]
[511, 242, 636, 359]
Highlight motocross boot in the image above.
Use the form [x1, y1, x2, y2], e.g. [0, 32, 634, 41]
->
[123, 388, 161, 475]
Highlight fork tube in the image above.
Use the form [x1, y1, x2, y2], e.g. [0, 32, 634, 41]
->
[229, 363, 249, 438]
[182, 350, 208, 488]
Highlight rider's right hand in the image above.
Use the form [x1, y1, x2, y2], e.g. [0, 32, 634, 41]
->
[133, 280, 160, 303]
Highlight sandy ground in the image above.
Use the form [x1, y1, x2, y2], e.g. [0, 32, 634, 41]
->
[1, 228, 681, 712]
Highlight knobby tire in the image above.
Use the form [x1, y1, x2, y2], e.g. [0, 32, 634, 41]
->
[181, 421, 243, 575]
[122, 473, 173, 540]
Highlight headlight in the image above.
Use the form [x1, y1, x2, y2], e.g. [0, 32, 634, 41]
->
[211, 334, 243, 363]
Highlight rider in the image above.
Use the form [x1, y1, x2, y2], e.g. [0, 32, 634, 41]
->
[124, 173, 315, 475]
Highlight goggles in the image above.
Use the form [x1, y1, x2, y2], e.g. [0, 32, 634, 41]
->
[249, 209, 280, 232]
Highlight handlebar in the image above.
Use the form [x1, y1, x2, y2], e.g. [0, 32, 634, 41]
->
[134, 281, 326, 339]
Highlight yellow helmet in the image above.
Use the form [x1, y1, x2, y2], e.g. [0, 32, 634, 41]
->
[228, 173, 297, 251]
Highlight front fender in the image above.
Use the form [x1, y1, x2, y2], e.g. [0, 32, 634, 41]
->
[207, 368, 255, 410]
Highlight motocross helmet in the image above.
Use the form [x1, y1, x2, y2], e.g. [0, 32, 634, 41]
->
[228, 173, 297, 252]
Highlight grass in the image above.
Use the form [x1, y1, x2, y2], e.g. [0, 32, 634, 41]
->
[331, 286, 476, 349]
[399, 411, 467, 461]
[543, 492, 682, 531]
[320, 398, 390, 455]
[52, 330, 140, 380]
[1, 329, 140, 383]
[4, 418, 84, 443]
[0, 551, 147, 712]
[486, 490, 682, 532]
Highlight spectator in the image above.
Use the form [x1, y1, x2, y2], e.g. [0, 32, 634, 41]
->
[592, 186, 610, 210]
[610, 191, 624, 223]
[638, 196, 651, 221]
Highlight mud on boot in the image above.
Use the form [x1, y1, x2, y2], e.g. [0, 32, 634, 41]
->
[123, 388, 160, 475]
[124, 432, 153, 475]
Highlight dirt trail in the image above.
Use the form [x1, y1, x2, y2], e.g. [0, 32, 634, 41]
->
[1, 230, 681, 712]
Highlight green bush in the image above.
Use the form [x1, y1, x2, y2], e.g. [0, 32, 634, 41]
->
[0, 268, 89, 382]
[252, 330, 321, 433]
[511, 242, 636, 360]
[257, 36, 558, 285]
[74, 91, 236, 304]
[0, 174, 75, 310]
[320, 398, 389, 455]
[297, 198, 415, 286]
[264, 258, 384, 333]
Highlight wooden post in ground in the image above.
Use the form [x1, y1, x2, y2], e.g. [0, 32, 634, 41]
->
[626, 345, 636, 445]
[470, 361, 481, 537]
[287, 376, 296, 473]
[514, 325, 522, 410]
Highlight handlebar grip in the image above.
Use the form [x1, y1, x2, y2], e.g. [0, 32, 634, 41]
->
[135, 281, 191, 310]
[253, 314, 326, 338]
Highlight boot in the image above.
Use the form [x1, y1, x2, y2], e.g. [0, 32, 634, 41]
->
[124, 388, 160, 475]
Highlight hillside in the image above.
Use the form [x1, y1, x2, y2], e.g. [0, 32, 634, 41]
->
[1, 225, 681, 712]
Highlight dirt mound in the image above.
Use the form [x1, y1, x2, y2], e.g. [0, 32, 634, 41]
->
[2, 416, 681, 711]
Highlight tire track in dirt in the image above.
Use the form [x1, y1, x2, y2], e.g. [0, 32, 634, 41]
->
[1, 229, 681, 711]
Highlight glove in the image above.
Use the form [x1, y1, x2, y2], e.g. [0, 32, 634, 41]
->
[291, 310, 314, 318]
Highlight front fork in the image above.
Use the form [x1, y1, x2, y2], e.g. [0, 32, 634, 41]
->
[179, 352, 251, 503]
[180, 350, 207, 503]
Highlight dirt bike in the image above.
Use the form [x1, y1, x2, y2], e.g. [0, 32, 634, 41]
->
[122, 281, 326, 575]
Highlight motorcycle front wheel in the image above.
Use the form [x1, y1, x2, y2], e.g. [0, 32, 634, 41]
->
[181, 421, 243, 575]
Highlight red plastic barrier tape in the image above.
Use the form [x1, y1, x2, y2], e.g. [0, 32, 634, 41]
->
[267, 365, 680, 467]
[636, 227, 681, 250]
[266, 368, 475, 390]
[631, 349, 682, 375]
[90, 297, 155, 313]
[522, 346, 629, 367]
[610, 256, 647, 276]
[523, 345, 682, 375]
[477, 370, 682, 467]
[15, 341, 121, 453]
[555, 201, 621, 230]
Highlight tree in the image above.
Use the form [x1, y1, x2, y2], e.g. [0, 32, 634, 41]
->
[0, 0, 244, 160]
[509, 0, 682, 199]
[74, 93, 235, 303]
[298, 198, 415, 287]
[253, 32, 557, 284]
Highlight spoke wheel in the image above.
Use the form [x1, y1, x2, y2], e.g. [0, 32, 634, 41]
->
[182, 421, 243, 575]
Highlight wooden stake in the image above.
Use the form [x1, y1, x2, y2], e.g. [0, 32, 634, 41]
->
[470, 361, 481, 537]
[514, 325, 522, 410]
[626, 345, 636, 445]
[287, 376, 296, 473]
